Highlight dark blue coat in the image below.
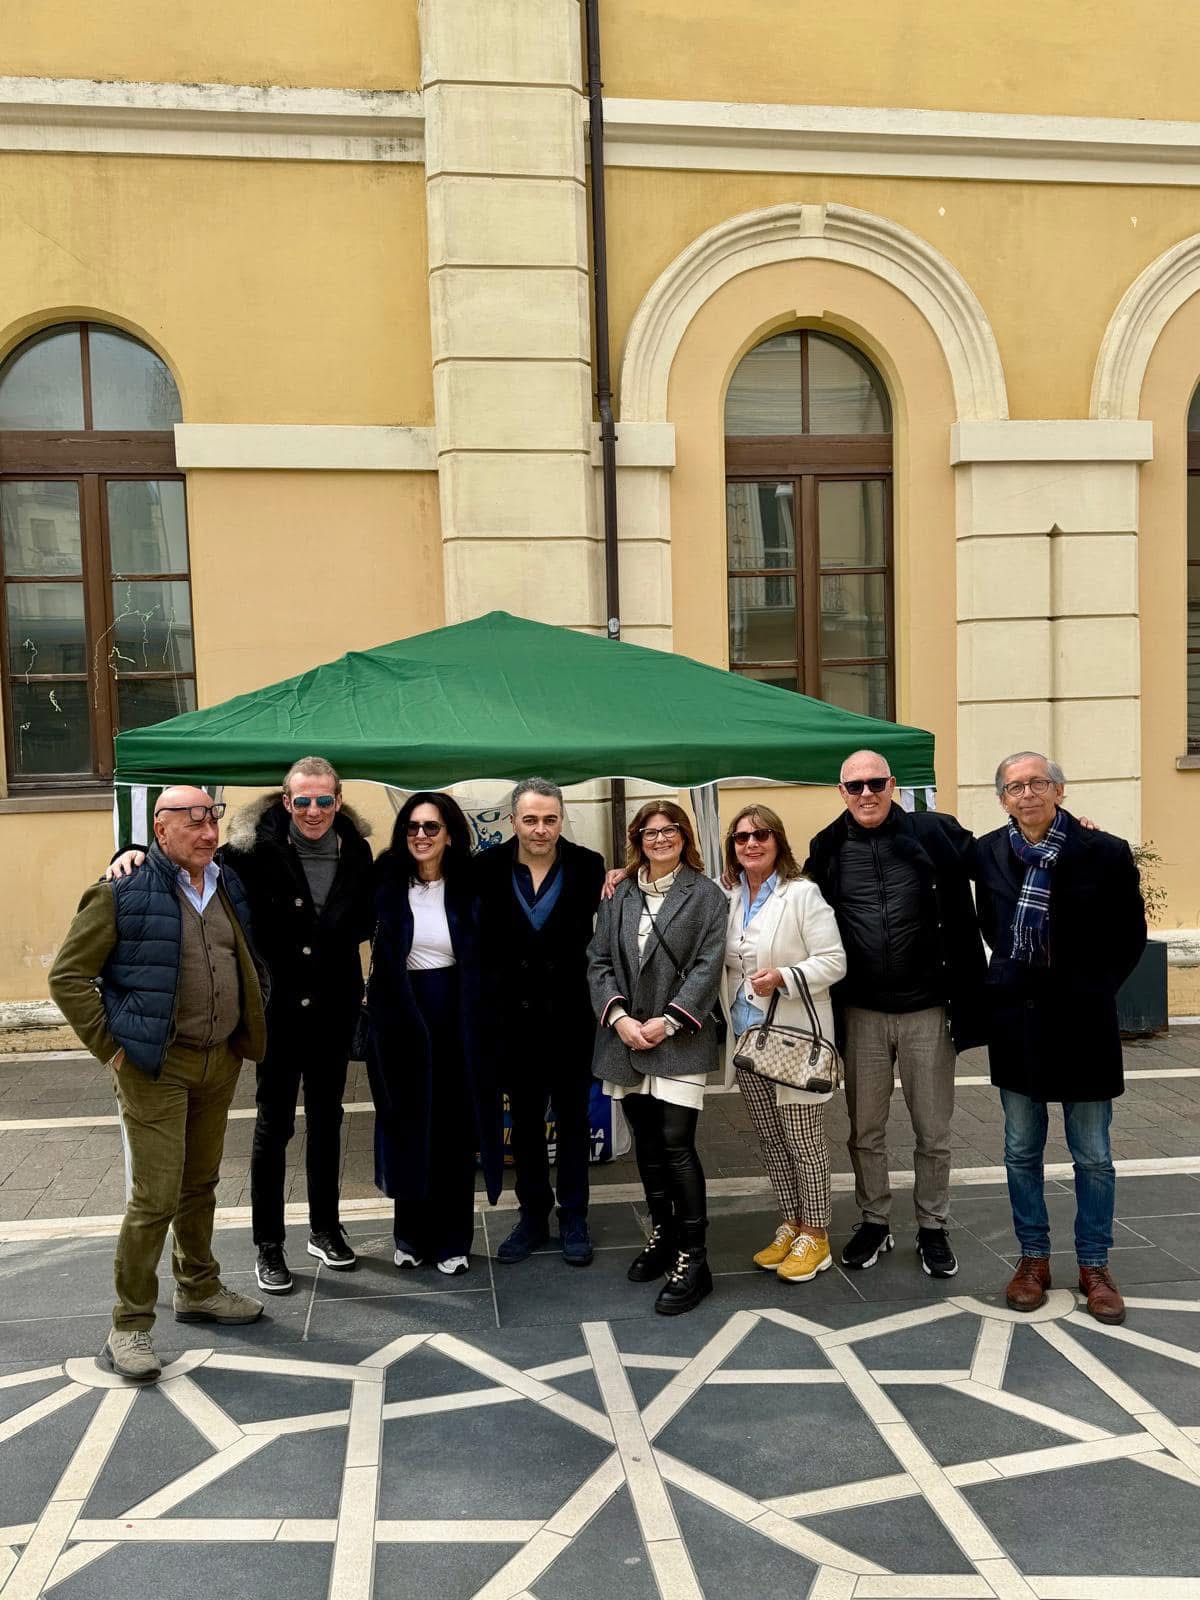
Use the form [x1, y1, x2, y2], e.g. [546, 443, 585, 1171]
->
[365, 851, 503, 1206]
[974, 810, 1146, 1101]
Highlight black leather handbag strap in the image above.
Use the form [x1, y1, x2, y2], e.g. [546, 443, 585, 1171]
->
[751, 968, 827, 1042]
[639, 891, 687, 978]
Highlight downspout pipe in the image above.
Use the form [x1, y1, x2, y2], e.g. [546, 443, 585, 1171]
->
[584, 0, 626, 861]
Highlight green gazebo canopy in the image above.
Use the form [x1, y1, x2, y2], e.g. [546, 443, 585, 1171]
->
[114, 611, 935, 790]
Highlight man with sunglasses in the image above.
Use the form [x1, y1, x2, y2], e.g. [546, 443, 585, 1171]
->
[106, 757, 374, 1297]
[805, 750, 987, 1280]
[50, 786, 269, 1381]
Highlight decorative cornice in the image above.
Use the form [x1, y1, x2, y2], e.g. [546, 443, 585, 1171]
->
[620, 202, 1007, 425]
[598, 98, 1200, 188]
[1092, 234, 1200, 420]
[173, 425, 437, 470]
[0, 76, 423, 162]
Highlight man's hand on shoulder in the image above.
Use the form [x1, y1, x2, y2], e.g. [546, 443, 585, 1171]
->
[105, 849, 146, 881]
[601, 867, 627, 901]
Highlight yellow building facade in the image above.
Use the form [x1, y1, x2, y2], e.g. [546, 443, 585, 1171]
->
[2, 0, 1200, 1020]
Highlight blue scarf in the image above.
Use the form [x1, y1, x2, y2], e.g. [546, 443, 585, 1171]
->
[1007, 810, 1067, 965]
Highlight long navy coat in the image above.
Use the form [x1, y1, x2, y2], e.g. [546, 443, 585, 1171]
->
[973, 810, 1146, 1102]
[365, 852, 504, 1206]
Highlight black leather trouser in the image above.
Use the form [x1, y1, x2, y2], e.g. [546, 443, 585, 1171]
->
[621, 1093, 707, 1244]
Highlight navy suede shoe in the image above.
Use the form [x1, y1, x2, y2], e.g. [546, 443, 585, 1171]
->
[496, 1214, 550, 1264]
[560, 1215, 594, 1267]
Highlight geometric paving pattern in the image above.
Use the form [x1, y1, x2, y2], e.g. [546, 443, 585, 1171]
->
[3, 1292, 1200, 1599]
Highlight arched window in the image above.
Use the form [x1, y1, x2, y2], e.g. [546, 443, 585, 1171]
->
[0, 322, 191, 790]
[1188, 385, 1200, 752]
[725, 330, 894, 718]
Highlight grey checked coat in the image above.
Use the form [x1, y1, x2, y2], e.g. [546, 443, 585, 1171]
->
[587, 864, 729, 1090]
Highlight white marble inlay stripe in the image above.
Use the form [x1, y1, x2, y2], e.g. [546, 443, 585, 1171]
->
[819, 1303, 964, 1348]
[969, 1318, 1014, 1390]
[538, 1391, 615, 1444]
[0, 1530, 33, 1548]
[1135, 1451, 1200, 1488]
[946, 1380, 1110, 1443]
[357, 1333, 430, 1370]
[1032, 1324, 1152, 1415]
[971, 1559, 1039, 1599]
[72, 1517, 281, 1540]
[0, 1502, 82, 1600]
[0, 1383, 86, 1445]
[853, 1576, 993, 1596]
[523, 1356, 592, 1381]
[945, 1433, 1164, 1482]
[345, 1380, 384, 1472]
[242, 1409, 350, 1437]
[206, 1353, 374, 1384]
[763, 1473, 919, 1518]
[1122, 1297, 1200, 1313]
[1065, 1313, 1200, 1370]
[158, 1372, 243, 1450]
[276, 1519, 338, 1541]
[121, 1435, 272, 1518]
[329, 1464, 378, 1600]
[806, 1572, 857, 1599]
[0, 1366, 62, 1391]
[469, 1529, 572, 1600]
[427, 1334, 556, 1403]
[1029, 1578, 1200, 1598]
[0, 1551, 13, 1586]
[624, 1354, 691, 1372]
[542, 1455, 626, 1540]
[706, 1368, 843, 1384]
[823, 1346, 905, 1426]
[875, 1421, 1005, 1563]
[375, 1521, 544, 1543]
[382, 1388, 523, 1423]
[640, 1310, 760, 1437]
[753, 1306, 831, 1338]
[873, 1370, 974, 1385]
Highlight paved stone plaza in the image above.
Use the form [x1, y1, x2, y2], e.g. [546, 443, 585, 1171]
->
[1, 1039, 1199, 1598]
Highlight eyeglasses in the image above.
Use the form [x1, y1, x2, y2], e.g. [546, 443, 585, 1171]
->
[406, 820, 445, 838]
[732, 827, 774, 846]
[1002, 777, 1053, 798]
[155, 803, 226, 825]
[842, 777, 891, 796]
[639, 826, 681, 842]
[291, 794, 336, 810]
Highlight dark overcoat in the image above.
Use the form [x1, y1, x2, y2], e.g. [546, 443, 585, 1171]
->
[588, 864, 728, 1089]
[804, 805, 988, 1052]
[365, 851, 504, 1206]
[473, 836, 606, 1088]
[973, 810, 1146, 1102]
[223, 794, 375, 1056]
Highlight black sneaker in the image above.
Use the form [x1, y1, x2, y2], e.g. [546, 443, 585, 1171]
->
[496, 1214, 550, 1265]
[255, 1243, 293, 1295]
[560, 1215, 594, 1267]
[840, 1220, 895, 1271]
[307, 1228, 357, 1271]
[916, 1227, 959, 1279]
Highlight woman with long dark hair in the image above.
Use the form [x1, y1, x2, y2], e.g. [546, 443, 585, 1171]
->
[366, 792, 502, 1274]
[588, 800, 728, 1314]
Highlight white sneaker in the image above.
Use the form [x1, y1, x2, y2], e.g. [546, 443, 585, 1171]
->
[437, 1254, 469, 1276]
[393, 1246, 424, 1269]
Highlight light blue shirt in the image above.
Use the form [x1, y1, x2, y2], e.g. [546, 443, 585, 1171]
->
[176, 860, 221, 915]
[732, 872, 777, 1036]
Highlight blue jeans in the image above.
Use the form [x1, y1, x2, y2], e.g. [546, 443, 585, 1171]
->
[999, 1089, 1115, 1267]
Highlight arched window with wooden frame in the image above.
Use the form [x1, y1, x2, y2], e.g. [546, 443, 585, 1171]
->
[725, 330, 894, 719]
[0, 322, 191, 791]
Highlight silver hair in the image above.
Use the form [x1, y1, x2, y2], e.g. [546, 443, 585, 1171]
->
[994, 751, 1065, 795]
[839, 748, 892, 782]
[510, 776, 564, 814]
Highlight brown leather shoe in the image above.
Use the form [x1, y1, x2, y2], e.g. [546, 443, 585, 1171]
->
[1005, 1255, 1052, 1312]
[1078, 1265, 1126, 1325]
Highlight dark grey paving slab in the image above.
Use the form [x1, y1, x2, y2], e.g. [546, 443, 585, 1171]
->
[537, 1487, 657, 1600]
[460, 1323, 589, 1374]
[52, 1541, 332, 1600]
[310, 1244, 485, 1300]
[853, 1311, 980, 1371]
[1001, 1325, 1139, 1433]
[964, 1458, 1200, 1576]
[384, 1341, 502, 1403]
[1119, 1213, 1200, 1270]
[808, 1492, 977, 1573]
[834, 1230, 1007, 1304]
[378, 1395, 611, 1520]
[492, 1245, 662, 1329]
[0, 1384, 102, 1525]
[540, 1365, 604, 1409]
[708, 1263, 868, 1315]
[304, 1285, 498, 1345]
[1114, 1173, 1200, 1217]
[0, 1371, 65, 1422]
[950, 1189, 1151, 1252]
[887, 1382, 1081, 1467]
[670, 1485, 819, 1597]
[172, 1428, 346, 1519]
[189, 1366, 351, 1424]
[1124, 1304, 1200, 1351]
[711, 1317, 832, 1371]
[653, 1382, 899, 1500]
[84, 1386, 215, 1516]
[0, 1235, 118, 1318]
[373, 1541, 519, 1600]
[0, 1310, 113, 1363]
[1065, 1318, 1200, 1427]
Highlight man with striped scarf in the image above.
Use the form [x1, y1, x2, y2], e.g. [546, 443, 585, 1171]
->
[974, 752, 1146, 1326]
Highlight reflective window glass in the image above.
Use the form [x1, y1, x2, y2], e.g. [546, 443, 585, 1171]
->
[107, 481, 189, 573]
[116, 677, 196, 733]
[724, 335, 804, 436]
[820, 574, 888, 660]
[109, 580, 194, 674]
[728, 574, 797, 663]
[818, 480, 887, 569]
[6, 584, 86, 675]
[9, 680, 91, 774]
[0, 327, 84, 430]
[88, 327, 182, 430]
[1, 483, 82, 576]
[726, 482, 795, 570]
[807, 335, 890, 433]
[821, 663, 890, 719]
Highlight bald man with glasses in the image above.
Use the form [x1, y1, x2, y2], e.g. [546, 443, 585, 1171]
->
[50, 785, 268, 1382]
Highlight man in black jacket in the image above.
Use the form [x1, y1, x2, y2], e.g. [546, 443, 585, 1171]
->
[475, 778, 606, 1267]
[805, 750, 987, 1280]
[108, 757, 375, 1296]
[975, 752, 1145, 1326]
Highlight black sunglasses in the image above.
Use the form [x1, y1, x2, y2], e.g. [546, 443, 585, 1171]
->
[731, 827, 774, 845]
[842, 777, 891, 796]
[406, 820, 444, 837]
[291, 794, 336, 810]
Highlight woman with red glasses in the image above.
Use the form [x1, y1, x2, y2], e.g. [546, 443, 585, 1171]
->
[365, 792, 503, 1277]
[721, 804, 847, 1285]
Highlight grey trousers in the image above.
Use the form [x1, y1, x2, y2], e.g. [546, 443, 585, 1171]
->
[843, 1005, 956, 1229]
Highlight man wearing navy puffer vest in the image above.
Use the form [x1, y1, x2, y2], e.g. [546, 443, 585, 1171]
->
[50, 785, 268, 1382]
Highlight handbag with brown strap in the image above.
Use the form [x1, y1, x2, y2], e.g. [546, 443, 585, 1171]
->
[731, 968, 843, 1094]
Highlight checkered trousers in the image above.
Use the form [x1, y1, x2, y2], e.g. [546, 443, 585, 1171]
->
[735, 1068, 832, 1227]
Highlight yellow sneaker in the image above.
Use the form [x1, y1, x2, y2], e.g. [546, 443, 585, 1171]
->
[777, 1232, 832, 1283]
[753, 1222, 801, 1270]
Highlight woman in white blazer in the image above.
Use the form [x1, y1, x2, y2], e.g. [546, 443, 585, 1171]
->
[721, 805, 847, 1284]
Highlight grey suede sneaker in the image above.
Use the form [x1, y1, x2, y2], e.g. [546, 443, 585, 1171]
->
[99, 1328, 162, 1382]
[173, 1284, 264, 1325]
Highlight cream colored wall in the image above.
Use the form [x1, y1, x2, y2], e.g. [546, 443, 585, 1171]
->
[664, 257, 960, 812]
[0, 810, 114, 1002]
[2, 0, 420, 89]
[606, 170, 1200, 422]
[1135, 296, 1200, 928]
[0, 156, 433, 425]
[602, 1, 1200, 121]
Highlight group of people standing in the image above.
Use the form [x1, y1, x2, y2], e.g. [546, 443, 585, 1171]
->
[48, 745, 1146, 1383]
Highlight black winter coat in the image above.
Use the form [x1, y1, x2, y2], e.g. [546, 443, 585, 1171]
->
[222, 794, 375, 1055]
[973, 810, 1146, 1102]
[365, 852, 503, 1206]
[805, 806, 988, 1052]
[473, 836, 606, 1087]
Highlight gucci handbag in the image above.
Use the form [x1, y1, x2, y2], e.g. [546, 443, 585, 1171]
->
[732, 970, 843, 1094]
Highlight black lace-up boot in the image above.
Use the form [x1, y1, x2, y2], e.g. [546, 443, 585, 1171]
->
[628, 1198, 676, 1283]
[653, 1219, 712, 1315]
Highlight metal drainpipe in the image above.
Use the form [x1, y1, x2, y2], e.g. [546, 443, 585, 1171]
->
[584, 0, 627, 863]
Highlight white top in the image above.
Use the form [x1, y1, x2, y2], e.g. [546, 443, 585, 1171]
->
[407, 878, 456, 971]
[177, 859, 220, 915]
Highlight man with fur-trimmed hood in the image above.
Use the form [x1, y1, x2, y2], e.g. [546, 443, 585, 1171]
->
[110, 756, 374, 1295]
